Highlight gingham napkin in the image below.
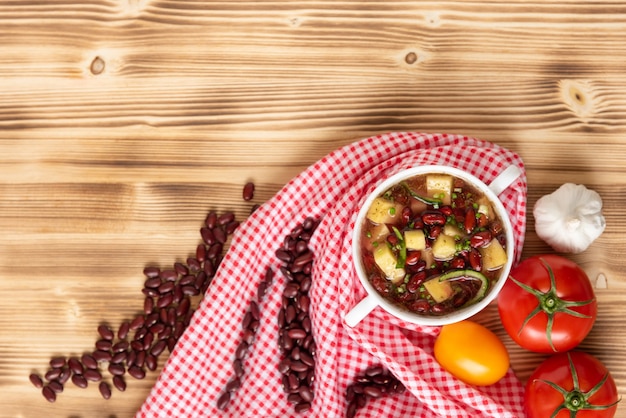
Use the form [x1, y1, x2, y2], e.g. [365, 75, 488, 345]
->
[137, 132, 528, 418]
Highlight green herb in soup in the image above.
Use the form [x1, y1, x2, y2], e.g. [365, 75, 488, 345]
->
[360, 173, 508, 316]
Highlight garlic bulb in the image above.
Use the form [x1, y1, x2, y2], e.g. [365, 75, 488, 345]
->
[533, 183, 606, 254]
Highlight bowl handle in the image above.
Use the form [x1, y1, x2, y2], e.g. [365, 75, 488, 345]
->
[344, 294, 379, 327]
[488, 165, 522, 196]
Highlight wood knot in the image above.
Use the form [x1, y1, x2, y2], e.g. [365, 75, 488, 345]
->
[90, 56, 106, 75]
[405, 52, 418, 65]
[559, 79, 595, 119]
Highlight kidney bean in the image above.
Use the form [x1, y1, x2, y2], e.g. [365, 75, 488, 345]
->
[213, 227, 227, 245]
[489, 220, 504, 235]
[48, 380, 64, 393]
[469, 248, 483, 271]
[145, 354, 157, 371]
[159, 269, 177, 282]
[470, 230, 492, 248]
[283, 283, 300, 298]
[108, 363, 125, 376]
[99, 382, 112, 399]
[42, 385, 57, 402]
[241, 181, 256, 201]
[422, 211, 446, 226]
[405, 251, 421, 266]
[71, 374, 88, 389]
[49, 357, 66, 369]
[428, 225, 443, 239]
[407, 271, 427, 293]
[216, 391, 231, 411]
[97, 324, 114, 341]
[370, 274, 389, 295]
[45, 368, 62, 381]
[158, 281, 176, 295]
[408, 299, 430, 313]
[81, 354, 98, 370]
[92, 350, 112, 362]
[112, 375, 126, 392]
[84, 369, 102, 382]
[128, 365, 146, 380]
[58, 368, 71, 384]
[129, 315, 145, 331]
[143, 297, 154, 314]
[464, 207, 476, 233]
[30, 373, 44, 388]
[117, 321, 130, 340]
[111, 351, 127, 364]
[143, 266, 160, 279]
[200, 227, 215, 246]
[450, 256, 466, 269]
[225, 220, 240, 235]
[386, 234, 399, 246]
[68, 357, 84, 375]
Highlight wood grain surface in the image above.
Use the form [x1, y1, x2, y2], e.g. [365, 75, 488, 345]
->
[1, 1, 626, 417]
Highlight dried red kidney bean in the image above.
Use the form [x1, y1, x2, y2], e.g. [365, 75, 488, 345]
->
[81, 353, 98, 369]
[216, 267, 276, 411]
[42, 385, 57, 402]
[345, 366, 405, 418]
[49, 356, 66, 369]
[113, 375, 126, 392]
[98, 324, 114, 341]
[45, 368, 62, 381]
[29, 373, 44, 388]
[99, 381, 112, 399]
[242, 182, 255, 201]
[71, 374, 88, 389]
[48, 380, 64, 393]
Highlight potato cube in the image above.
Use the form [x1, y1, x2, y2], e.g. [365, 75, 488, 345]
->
[479, 239, 508, 271]
[432, 234, 457, 261]
[366, 197, 404, 224]
[404, 229, 426, 251]
[426, 174, 453, 205]
[373, 244, 406, 283]
[443, 223, 463, 238]
[423, 278, 454, 303]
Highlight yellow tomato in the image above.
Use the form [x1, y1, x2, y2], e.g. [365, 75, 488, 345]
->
[434, 320, 509, 386]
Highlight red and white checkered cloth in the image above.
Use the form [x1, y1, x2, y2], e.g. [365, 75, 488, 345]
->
[137, 132, 528, 418]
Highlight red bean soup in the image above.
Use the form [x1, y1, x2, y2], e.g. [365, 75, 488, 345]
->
[358, 172, 509, 317]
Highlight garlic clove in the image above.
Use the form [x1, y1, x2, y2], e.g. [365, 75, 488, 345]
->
[533, 183, 606, 254]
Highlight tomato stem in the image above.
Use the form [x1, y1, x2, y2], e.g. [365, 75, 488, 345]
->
[509, 258, 595, 352]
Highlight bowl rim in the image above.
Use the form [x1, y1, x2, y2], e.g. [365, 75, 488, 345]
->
[351, 164, 515, 326]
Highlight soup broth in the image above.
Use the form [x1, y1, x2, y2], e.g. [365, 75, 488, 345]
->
[359, 172, 508, 316]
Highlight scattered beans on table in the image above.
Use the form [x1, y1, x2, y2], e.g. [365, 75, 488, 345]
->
[29, 182, 258, 402]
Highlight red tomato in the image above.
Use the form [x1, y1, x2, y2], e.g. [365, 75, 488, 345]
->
[497, 254, 597, 353]
[525, 351, 620, 418]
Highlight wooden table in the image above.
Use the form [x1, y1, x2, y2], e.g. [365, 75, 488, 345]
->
[1, 1, 625, 417]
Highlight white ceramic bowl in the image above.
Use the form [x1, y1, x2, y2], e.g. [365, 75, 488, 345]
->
[345, 164, 521, 327]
